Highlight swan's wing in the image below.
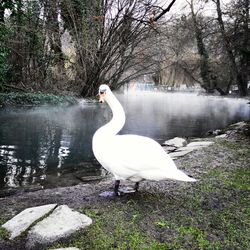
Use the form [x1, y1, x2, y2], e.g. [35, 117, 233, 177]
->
[107, 135, 177, 173]
[98, 134, 196, 182]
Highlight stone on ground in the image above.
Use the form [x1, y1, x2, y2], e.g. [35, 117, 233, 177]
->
[169, 148, 194, 159]
[27, 205, 92, 248]
[168, 141, 214, 159]
[163, 145, 177, 153]
[186, 141, 214, 149]
[216, 134, 227, 138]
[163, 137, 187, 148]
[2, 204, 57, 239]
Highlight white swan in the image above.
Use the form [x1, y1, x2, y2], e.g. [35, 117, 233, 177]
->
[92, 84, 196, 196]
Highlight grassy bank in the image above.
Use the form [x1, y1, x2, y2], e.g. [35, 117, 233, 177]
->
[52, 136, 250, 250]
[0, 92, 78, 107]
[0, 123, 249, 249]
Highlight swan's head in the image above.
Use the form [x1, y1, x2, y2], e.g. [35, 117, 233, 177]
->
[98, 84, 111, 103]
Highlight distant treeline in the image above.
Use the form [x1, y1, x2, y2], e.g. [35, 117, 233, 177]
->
[0, 0, 249, 97]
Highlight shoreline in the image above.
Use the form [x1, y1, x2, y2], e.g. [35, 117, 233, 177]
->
[0, 92, 78, 108]
[0, 120, 247, 197]
[0, 121, 249, 249]
[0, 121, 249, 202]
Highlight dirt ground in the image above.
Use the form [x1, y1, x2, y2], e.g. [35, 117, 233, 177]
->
[0, 122, 249, 250]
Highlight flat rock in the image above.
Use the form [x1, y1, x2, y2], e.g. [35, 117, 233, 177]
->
[168, 141, 214, 159]
[163, 137, 187, 148]
[169, 148, 194, 159]
[2, 204, 57, 239]
[231, 121, 247, 128]
[216, 134, 227, 138]
[186, 141, 214, 148]
[213, 129, 222, 135]
[162, 145, 177, 152]
[27, 205, 92, 248]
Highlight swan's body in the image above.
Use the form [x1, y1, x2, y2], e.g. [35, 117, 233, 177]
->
[92, 85, 196, 194]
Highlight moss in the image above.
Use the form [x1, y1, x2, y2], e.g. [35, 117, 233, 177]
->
[0, 218, 10, 240]
[0, 92, 78, 107]
[178, 226, 210, 249]
[224, 168, 250, 191]
[155, 219, 169, 229]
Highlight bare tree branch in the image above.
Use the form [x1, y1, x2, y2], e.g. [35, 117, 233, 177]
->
[153, 0, 177, 22]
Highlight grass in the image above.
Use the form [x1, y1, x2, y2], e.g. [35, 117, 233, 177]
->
[51, 206, 163, 250]
[0, 218, 10, 240]
[48, 163, 250, 250]
[49, 136, 250, 250]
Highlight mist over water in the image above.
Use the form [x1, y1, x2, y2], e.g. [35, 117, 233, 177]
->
[0, 90, 249, 190]
[119, 91, 249, 141]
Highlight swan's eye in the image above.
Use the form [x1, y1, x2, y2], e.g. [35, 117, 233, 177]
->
[100, 91, 106, 95]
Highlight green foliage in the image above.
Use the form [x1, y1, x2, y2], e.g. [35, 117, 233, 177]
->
[0, 218, 9, 240]
[0, 0, 14, 10]
[0, 24, 11, 88]
[225, 168, 250, 191]
[178, 226, 210, 249]
[0, 92, 77, 106]
[155, 219, 169, 228]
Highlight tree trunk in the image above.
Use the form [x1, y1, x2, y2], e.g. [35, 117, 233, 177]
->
[11, 0, 24, 84]
[190, 0, 214, 92]
[45, 0, 64, 67]
[238, 0, 249, 96]
[214, 0, 248, 96]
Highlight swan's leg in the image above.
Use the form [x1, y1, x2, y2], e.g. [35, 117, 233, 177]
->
[114, 180, 120, 195]
[134, 182, 139, 192]
[99, 180, 120, 197]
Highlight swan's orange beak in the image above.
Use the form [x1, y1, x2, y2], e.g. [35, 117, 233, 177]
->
[99, 92, 106, 103]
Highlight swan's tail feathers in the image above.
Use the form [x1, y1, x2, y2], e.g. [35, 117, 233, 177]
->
[185, 175, 197, 182]
[139, 169, 197, 182]
[172, 169, 197, 182]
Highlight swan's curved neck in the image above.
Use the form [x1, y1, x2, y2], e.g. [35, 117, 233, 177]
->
[97, 91, 125, 136]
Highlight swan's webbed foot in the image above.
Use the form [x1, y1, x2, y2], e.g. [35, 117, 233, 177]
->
[99, 181, 140, 197]
[99, 180, 121, 198]
[118, 182, 140, 194]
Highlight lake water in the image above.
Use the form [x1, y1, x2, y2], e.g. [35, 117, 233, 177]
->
[0, 90, 249, 190]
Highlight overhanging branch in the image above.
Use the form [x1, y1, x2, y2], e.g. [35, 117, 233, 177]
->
[153, 0, 177, 22]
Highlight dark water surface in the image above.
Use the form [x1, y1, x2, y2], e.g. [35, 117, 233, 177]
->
[0, 91, 249, 190]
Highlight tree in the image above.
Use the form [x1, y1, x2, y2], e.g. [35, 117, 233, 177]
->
[6, 0, 246, 96]
[186, 0, 217, 92]
[0, 0, 178, 96]
[44, 0, 64, 68]
[213, 0, 249, 96]
[152, 15, 201, 88]
[60, 0, 178, 97]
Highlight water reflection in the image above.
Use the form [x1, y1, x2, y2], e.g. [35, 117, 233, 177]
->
[0, 91, 249, 190]
[0, 105, 105, 190]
